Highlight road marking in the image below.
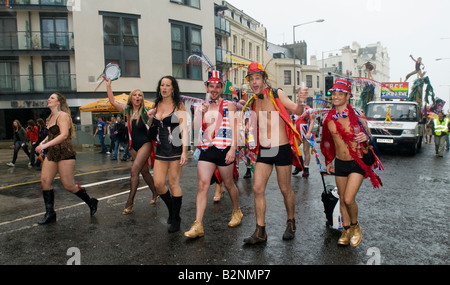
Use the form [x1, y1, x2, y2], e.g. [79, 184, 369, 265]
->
[0, 177, 149, 228]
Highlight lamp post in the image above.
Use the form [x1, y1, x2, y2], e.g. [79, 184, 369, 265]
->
[293, 19, 324, 102]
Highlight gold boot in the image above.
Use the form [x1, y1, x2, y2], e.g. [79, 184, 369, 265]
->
[228, 208, 243, 228]
[337, 227, 351, 246]
[184, 220, 204, 238]
[350, 222, 362, 247]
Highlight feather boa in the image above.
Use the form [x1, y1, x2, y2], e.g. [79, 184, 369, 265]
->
[321, 104, 383, 188]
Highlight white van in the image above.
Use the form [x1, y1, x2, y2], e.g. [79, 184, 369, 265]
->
[366, 101, 424, 155]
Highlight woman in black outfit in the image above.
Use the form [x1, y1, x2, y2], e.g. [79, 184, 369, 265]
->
[106, 79, 158, 214]
[147, 76, 188, 233]
[35, 92, 98, 224]
[6, 120, 30, 167]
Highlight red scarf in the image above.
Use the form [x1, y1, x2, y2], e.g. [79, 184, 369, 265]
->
[321, 104, 382, 188]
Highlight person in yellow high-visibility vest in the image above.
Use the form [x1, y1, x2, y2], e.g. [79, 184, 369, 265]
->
[432, 111, 450, 157]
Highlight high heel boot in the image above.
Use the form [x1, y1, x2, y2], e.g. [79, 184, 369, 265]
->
[160, 189, 173, 224]
[38, 190, 56, 225]
[75, 187, 98, 216]
[169, 196, 182, 233]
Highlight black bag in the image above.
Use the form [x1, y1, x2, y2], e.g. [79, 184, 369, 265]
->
[362, 146, 375, 166]
[320, 171, 339, 227]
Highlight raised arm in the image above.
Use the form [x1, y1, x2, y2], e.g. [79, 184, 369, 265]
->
[106, 79, 127, 112]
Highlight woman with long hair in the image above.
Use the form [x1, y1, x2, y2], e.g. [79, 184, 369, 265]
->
[105, 79, 158, 214]
[35, 92, 98, 224]
[6, 120, 31, 167]
[147, 76, 188, 233]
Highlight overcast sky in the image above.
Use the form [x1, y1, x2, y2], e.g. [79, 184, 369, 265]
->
[226, 0, 450, 111]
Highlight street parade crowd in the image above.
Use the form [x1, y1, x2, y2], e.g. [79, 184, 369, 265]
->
[6, 61, 449, 248]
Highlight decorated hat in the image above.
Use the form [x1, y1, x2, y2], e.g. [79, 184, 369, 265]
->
[245, 62, 269, 82]
[329, 78, 352, 97]
[205, 70, 223, 84]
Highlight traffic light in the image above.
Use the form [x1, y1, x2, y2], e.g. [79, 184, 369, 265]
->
[325, 76, 334, 97]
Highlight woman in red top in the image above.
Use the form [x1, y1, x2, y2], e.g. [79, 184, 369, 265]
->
[26, 119, 39, 168]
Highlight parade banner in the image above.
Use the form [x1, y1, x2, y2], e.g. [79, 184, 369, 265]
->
[381, 82, 409, 99]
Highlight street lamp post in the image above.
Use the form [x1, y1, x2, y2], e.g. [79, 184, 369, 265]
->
[293, 19, 324, 102]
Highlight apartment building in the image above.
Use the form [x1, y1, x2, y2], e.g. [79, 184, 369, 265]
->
[215, 1, 266, 95]
[0, 0, 216, 140]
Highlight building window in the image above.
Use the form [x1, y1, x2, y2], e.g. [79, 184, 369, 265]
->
[232, 35, 237, 54]
[42, 56, 71, 91]
[306, 75, 313, 88]
[284, 70, 291, 85]
[0, 16, 18, 50]
[170, 0, 200, 9]
[40, 13, 69, 50]
[0, 57, 19, 92]
[241, 39, 245, 57]
[248, 42, 252, 60]
[100, 11, 140, 77]
[256, 46, 260, 62]
[171, 20, 202, 80]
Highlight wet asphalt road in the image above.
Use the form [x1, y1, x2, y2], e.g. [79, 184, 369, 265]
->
[0, 142, 448, 268]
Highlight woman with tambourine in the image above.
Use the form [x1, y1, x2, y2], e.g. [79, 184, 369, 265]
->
[105, 79, 158, 215]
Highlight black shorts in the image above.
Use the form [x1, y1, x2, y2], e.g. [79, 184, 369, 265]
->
[256, 144, 292, 166]
[199, 146, 233, 167]
[334, 158, 365, 177]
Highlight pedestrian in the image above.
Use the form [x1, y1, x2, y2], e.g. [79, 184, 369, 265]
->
[34, 118, 48, 169]
[320, 78, 382, 247]
[105, 79, 158, 214]
[6, 120, 31, 167]
[108, 117, 117, 159]
[184, 70, 243, 239]
[432, 111, 449, 157]
[115, 116, 131, 161]
[242, 62, 308, 245]
[404, 55, 426, 82]
[26, 119, 39, 168]
[292, 106, 315, 178]
[425, 115, 433, 144]
[35, 92, 98, 225]
[93, 117, 107, 153]
[147, 75, 188, 233]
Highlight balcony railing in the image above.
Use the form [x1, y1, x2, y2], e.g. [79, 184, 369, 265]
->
[216, 47, 231, 65]
[0, 74, 76, 94]
[0, 31, 74, 51]
[0, 0, 70, 8]
[215, 15, 230, 37]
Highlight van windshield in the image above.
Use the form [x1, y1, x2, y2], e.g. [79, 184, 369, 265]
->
[366, 103, 418, 122]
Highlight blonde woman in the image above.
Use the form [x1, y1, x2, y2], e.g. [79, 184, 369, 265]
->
[105, 79, 158, 214]
[35, 92, 98, 224]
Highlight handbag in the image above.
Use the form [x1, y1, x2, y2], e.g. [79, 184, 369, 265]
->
[362, 145, 376, 166]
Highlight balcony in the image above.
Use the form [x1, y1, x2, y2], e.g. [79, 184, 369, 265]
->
[216, 47, 231, 65]
[0, 0, 71, 11]
[0, 74, 76, 94]
[215, 15, 230, 37]
[0, 31, 74, 55]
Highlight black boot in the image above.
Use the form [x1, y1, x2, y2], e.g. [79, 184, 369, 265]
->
[243, 168, 252, 179]
[160, 189, 173, 224]
[75, 187, 98, 216]
[302, 167, 309, 178]
[38, 190, 56, 225]
[169, 196, 182, 233]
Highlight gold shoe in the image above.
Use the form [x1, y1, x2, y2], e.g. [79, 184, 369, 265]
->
[228, 208, 243, 228]
[150, 195, 159, 205]
[122, 203, 134, 215]
[350, 222, 362, 247]
[184, 220, 204, 238]
[213, 192, 224, 203]
[337, 227, 351, 246]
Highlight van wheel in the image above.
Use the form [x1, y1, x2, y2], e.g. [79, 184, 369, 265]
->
[408, 142, 417, 155]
